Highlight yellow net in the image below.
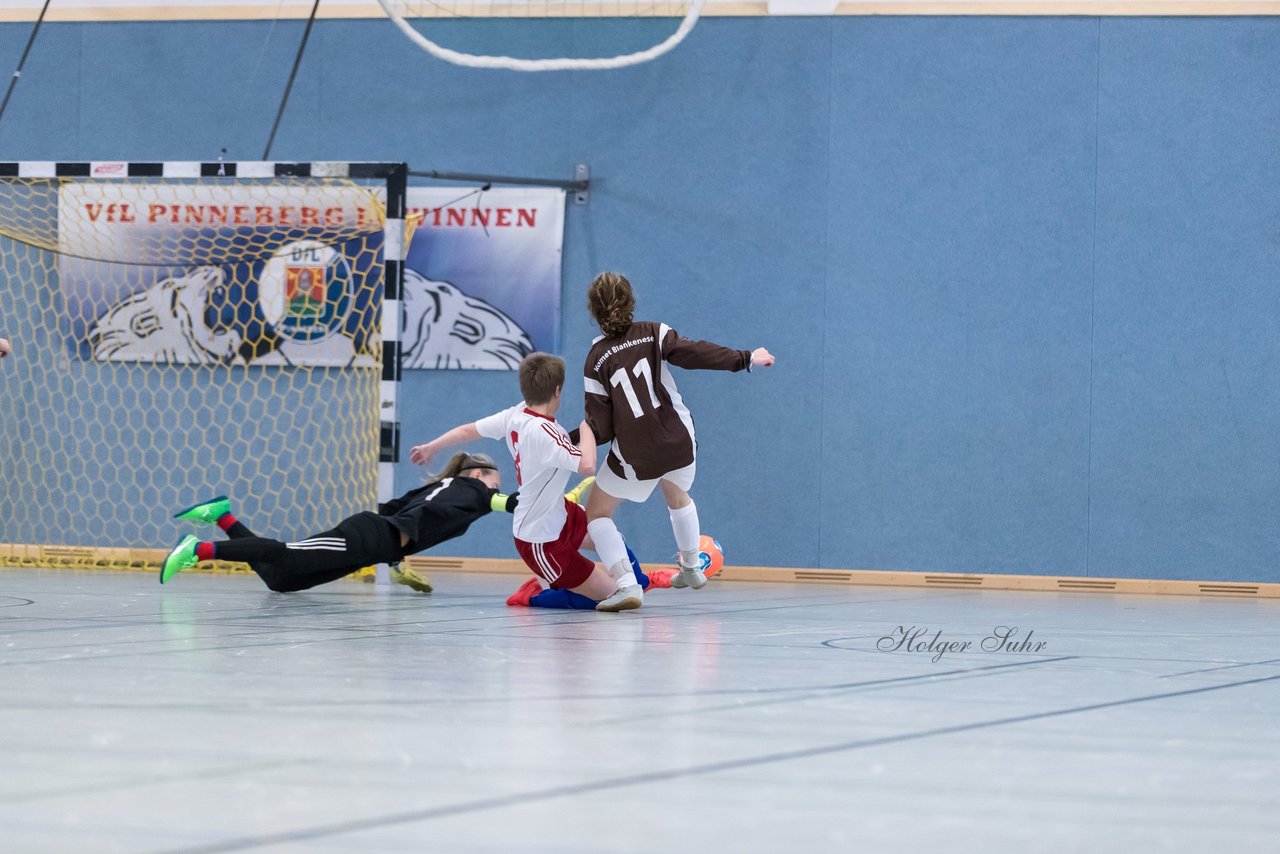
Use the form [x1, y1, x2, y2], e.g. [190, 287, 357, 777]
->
[0, 175, 386, 571]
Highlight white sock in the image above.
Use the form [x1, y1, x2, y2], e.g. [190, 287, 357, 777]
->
[669, 501, 701, 567]
[606, 559, 638, 591]
[587, 518, 631, 582]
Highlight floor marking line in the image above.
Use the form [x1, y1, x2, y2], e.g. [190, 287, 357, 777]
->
[157, 668, 1280, 854]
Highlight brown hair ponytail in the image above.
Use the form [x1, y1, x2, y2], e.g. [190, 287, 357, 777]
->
[425, 452, 497, 486]
[587, 272, 635, 339]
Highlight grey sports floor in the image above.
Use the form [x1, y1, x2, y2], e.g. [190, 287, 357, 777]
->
[2, 568, 1277, 853]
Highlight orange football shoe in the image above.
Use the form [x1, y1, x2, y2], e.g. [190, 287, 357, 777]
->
[506, 576, 543, 607]
[644, 568, 676, 590]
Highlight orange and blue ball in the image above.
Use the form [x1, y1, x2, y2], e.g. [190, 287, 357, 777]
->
[698, 535, 724, 578]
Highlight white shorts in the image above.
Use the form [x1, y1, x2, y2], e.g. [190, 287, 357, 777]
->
[596, 458, 697, 504]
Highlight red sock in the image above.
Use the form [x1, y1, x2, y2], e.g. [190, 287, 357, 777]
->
[196, 542, 216, 562]
[216, 513, 238, 533]
[506, 577, 543, 607]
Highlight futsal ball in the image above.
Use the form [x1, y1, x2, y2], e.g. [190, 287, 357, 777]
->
[698, 535, 724, 578]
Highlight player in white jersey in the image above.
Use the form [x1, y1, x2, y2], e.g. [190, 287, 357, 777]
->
[409, 352, 645, 611]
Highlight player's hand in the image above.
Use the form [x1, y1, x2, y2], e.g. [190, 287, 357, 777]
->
[409, 442, 436, 466]
[750, 348, 774, 369]
[0, 338, 11, 359]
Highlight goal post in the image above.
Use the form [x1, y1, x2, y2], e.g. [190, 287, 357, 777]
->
[0, 161, 407, 573]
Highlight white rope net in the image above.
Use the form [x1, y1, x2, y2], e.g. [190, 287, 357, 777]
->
[374, 0, 706, 71]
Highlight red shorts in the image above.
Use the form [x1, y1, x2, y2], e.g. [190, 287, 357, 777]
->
[514, 500, 595, 590]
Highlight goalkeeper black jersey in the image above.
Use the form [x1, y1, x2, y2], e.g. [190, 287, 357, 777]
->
[378, 476, 496, 555]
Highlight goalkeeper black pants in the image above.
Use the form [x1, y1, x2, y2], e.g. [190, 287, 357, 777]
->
[217, 511, 402, 593]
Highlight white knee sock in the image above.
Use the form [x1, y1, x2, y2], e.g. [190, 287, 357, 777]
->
[669, 501, 701, 567]
[587, 518, 634, 588]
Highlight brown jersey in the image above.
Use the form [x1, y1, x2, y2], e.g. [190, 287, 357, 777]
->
[583, 321, 751, 481]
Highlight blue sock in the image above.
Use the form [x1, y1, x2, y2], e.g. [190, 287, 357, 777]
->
[529, 588, 598, 610]
[627, 547, 649, 589]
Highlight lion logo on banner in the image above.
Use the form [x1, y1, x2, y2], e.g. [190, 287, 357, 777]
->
[87, 267, 243, 363]
[87, 265, 534, 370]
[401, 269, 534, 370]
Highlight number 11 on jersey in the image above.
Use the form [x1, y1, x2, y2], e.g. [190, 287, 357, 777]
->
[610, 360, 662, 418]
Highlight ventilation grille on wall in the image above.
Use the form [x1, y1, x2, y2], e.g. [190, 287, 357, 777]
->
[407, 557, 466, 570]
[41, 546, 98, 561]
[924, 575, 984, 586]
[794, 571, 853, 582]
[1057, 579, 1118, 591]
[1197, 584, 1260, 596]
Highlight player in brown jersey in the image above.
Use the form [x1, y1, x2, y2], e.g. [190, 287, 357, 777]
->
[580, 272, 775, 610]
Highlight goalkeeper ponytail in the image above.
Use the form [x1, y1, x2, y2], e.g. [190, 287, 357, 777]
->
[426, 452, 497, 486]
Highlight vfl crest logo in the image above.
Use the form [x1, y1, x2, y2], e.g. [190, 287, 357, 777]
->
[285, 266, 325, 318]
[259, 240, 352, 343]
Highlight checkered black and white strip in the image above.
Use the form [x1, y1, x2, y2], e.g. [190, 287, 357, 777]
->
[0, 161, 406, 179]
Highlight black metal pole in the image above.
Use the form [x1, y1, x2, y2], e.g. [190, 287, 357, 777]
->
[0, 0, 53, 132]
[263, 0, 321, 160]
[409, 169, 589, 193]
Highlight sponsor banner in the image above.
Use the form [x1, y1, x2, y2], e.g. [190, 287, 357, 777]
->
[61, 182, 383, 367]
[400, 187, 563, 370]
[59, 183, 564, 369]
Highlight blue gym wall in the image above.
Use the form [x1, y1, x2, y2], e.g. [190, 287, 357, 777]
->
[2, 16, 1277, 581]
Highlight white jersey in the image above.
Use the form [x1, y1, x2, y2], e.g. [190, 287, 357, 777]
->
[475, 403, 581, 543]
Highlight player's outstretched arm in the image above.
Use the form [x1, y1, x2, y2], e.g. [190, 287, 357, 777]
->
[409, 422, 482, 466]
[494, 476, 591, 515]
[0, 337, 11, 359]
[662, 328, 775, 373]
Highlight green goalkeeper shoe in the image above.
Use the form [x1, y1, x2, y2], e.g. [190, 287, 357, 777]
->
[172, 496, 230, 525]
[565, 476, 595, 506]
[160, 534, 201, 584]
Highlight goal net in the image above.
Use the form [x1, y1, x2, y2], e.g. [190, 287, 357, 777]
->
[0, 163, 405, 572]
